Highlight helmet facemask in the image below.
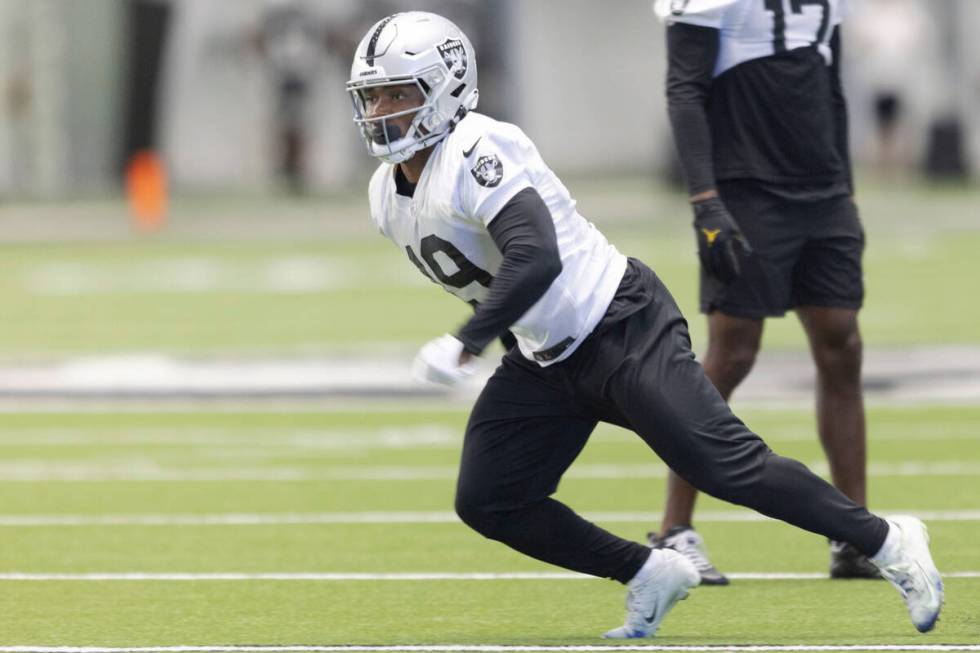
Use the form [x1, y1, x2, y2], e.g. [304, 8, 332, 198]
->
[348, 64, 467, 164]
[347, 12, 479, 165]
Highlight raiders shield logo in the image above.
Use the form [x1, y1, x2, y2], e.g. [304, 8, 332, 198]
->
[470, 155, 503, 188]
[437, 38, 467, 80]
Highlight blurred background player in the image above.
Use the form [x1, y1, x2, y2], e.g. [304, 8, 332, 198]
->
[651, 0, 878, 584]
[850, 0, 936, 177]
[251, 0, 352, 194]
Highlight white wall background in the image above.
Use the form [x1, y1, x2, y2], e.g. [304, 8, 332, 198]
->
[507, 0, 670, 175]
[955, 0, 980, 178]
[0, 0, 121, 196]
[160, 0, 369, 192]
[1, 0, 979, 196]
[158, 0, 980, 190]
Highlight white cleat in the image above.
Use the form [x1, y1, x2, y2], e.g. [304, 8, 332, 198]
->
[602, 548, 699, 639]
[871, 515, 944, 633]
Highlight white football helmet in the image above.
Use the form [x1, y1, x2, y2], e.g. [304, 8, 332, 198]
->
[346, 12, 479, 164]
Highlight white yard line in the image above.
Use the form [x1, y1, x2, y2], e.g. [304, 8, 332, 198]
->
[0, 461, 977, 482]
[1, 509, 980, 527]
[0, 427, 460, 449]
[0, 398, 975, 413]
[0, 571, 978, 582]
[0, 426, 974, 447]
[23, 258, 362, 295]
[2, 646, 980, 652]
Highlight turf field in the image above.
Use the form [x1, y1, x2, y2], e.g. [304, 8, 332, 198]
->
[0, 177, 977, 356]
[0, 178, 978, 650]
[0, 406, 978, 647]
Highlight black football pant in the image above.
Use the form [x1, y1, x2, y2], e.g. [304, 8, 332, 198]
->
[454, 259, 889, 584]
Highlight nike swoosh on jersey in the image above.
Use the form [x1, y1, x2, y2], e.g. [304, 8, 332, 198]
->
[463, 137, 481, 158]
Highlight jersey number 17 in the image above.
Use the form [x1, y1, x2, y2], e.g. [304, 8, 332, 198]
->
[763, 0, 830, 52]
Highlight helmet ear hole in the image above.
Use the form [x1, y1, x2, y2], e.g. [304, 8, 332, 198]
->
[423, 112, 445, 131]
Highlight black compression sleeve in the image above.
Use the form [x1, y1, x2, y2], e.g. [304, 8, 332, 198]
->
[829, 26, 853, 193]
[665, 22, 720, 197]
[455, 187, 562, 355]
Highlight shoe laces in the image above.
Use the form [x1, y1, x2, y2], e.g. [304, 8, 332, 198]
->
[667, 532, 714, 574]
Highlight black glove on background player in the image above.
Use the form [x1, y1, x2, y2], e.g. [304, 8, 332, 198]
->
[692, 197, 751, 283]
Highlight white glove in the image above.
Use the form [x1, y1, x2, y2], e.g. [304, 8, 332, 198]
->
[411, 334, 476, 387]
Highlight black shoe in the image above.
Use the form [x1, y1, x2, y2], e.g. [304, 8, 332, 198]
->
[830, 540, 882, 579]
[649, 526, 730, 586]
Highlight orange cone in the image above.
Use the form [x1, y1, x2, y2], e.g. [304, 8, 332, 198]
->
[126, 150, 167, 232]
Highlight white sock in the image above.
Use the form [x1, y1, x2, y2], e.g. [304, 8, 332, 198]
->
[871, 519, 901, 566]
[629, 548, 662, 585]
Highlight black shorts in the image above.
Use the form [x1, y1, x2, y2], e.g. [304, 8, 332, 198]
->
[700, 182, 865, 318]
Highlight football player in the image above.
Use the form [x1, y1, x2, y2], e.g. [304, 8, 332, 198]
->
[347, 11, 942, 637]
[651, 0, 877, 584]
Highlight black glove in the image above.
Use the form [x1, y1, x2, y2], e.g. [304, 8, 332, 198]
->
[692, 197, 752, 283]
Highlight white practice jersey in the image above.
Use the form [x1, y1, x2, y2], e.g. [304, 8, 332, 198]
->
[368, 112, 627, 366]
[655, 0, 848, 76]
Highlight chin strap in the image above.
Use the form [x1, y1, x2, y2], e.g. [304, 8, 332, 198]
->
[370, 103, 471, 163]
